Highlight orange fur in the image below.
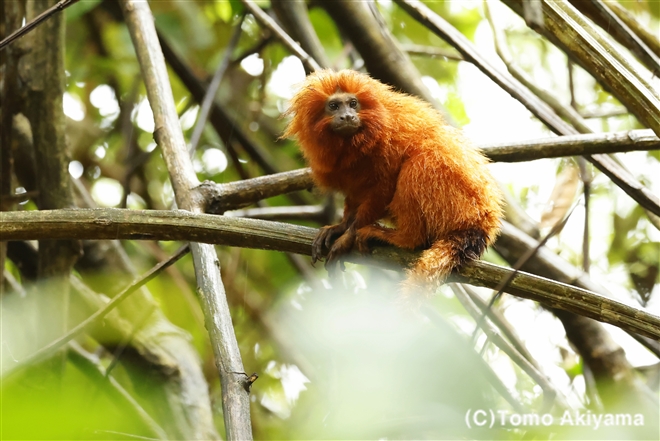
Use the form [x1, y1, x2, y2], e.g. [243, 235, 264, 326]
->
[284, 69, 504, 294]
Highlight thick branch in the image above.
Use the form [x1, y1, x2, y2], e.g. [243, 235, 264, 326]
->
[201, 130, 659, 211]
[203, 168, 314, 213]
[481, 129, 660, 162]
[2, 208, 660, 341]
[120, 0, 197, 204]
[501, 0, 660, 137]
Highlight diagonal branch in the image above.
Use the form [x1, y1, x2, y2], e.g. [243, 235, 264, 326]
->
[119, 1, 253, 438]
[393, 0, 660, 217]
[0, 0, 79, 51]
[451, 284, 567, 410]
[567, 0, 660, 76]
[240, 0, 321, 73]
[271, 0, 332, 68]
[1, 245, 189, 379]
[68, 342, 168, 440]
[500, 0, 660, 135]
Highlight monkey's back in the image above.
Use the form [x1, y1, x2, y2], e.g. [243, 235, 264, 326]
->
[382, 92, 503, 247]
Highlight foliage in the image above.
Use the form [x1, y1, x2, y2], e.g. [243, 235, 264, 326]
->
[1, 0, 659, 439]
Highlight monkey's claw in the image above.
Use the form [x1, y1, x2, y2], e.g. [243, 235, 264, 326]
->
[311, 224, 346, 264]
[324, 250, 346, 279]
[322, 229, 355, 276]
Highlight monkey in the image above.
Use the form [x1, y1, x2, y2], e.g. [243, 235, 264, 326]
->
[283, 69, 504, 294]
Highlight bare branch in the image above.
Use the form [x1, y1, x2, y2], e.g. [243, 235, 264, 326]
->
[452, 284, 568, 410]
[2, 208, 660, 341]
[394, 0, 660, 217]
[203, 168, 314, 213]
[0, 0, 79, 51]
[401, 43, 463, 61]
[271, 0, 332, 68]
[120, 1, 253, 438]
[240, 0, 321, 73]
[482, 129, 660, 162]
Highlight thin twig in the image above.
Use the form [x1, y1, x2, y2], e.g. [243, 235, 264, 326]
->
[460, 284, 536, 366]
[105, 305, 157, 376]
[2, 245, 190, 379]
[68, 342, 168, 440]
[471, 198, 581, 342]
[189, 15, 245, 155]
[401, 43, 463, 61]
[240, 0, 321, 72]
[452, 284, 567, 412]
[0, 0, 80, 51]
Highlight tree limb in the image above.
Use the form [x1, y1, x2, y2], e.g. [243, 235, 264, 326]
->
[120, 0, 253, 438]
[2, 208, 660, 341]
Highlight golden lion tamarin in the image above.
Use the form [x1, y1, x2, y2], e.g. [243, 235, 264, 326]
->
[284, 69, 503, 294]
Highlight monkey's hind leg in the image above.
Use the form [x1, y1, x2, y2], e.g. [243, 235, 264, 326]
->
[354, 224, 416, 254]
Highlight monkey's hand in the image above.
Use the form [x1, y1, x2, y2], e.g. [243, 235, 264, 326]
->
[312, 223, 349, 265]
[325, 229, 357, 276]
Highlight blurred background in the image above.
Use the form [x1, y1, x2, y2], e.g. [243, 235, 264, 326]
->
[1, 0, 659, 439]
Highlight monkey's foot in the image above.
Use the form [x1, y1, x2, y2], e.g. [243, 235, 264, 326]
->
[312, 223, 348, 265]
[355, 225, 398, 254]
[324, 229, 356, 276]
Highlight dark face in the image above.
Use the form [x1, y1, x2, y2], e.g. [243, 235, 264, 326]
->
[325, 92, 361, 135]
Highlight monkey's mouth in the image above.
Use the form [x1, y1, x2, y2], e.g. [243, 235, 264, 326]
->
[331, 122, 361, 136]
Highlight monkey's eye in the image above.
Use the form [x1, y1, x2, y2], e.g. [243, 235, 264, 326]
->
[349, 99, 358, 109]
[328, 102, 339, 111]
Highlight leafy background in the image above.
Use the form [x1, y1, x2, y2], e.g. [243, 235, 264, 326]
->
[1, 0, 659, 439]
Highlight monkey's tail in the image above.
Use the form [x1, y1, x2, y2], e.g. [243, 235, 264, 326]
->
[402, 229, 489, 297]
